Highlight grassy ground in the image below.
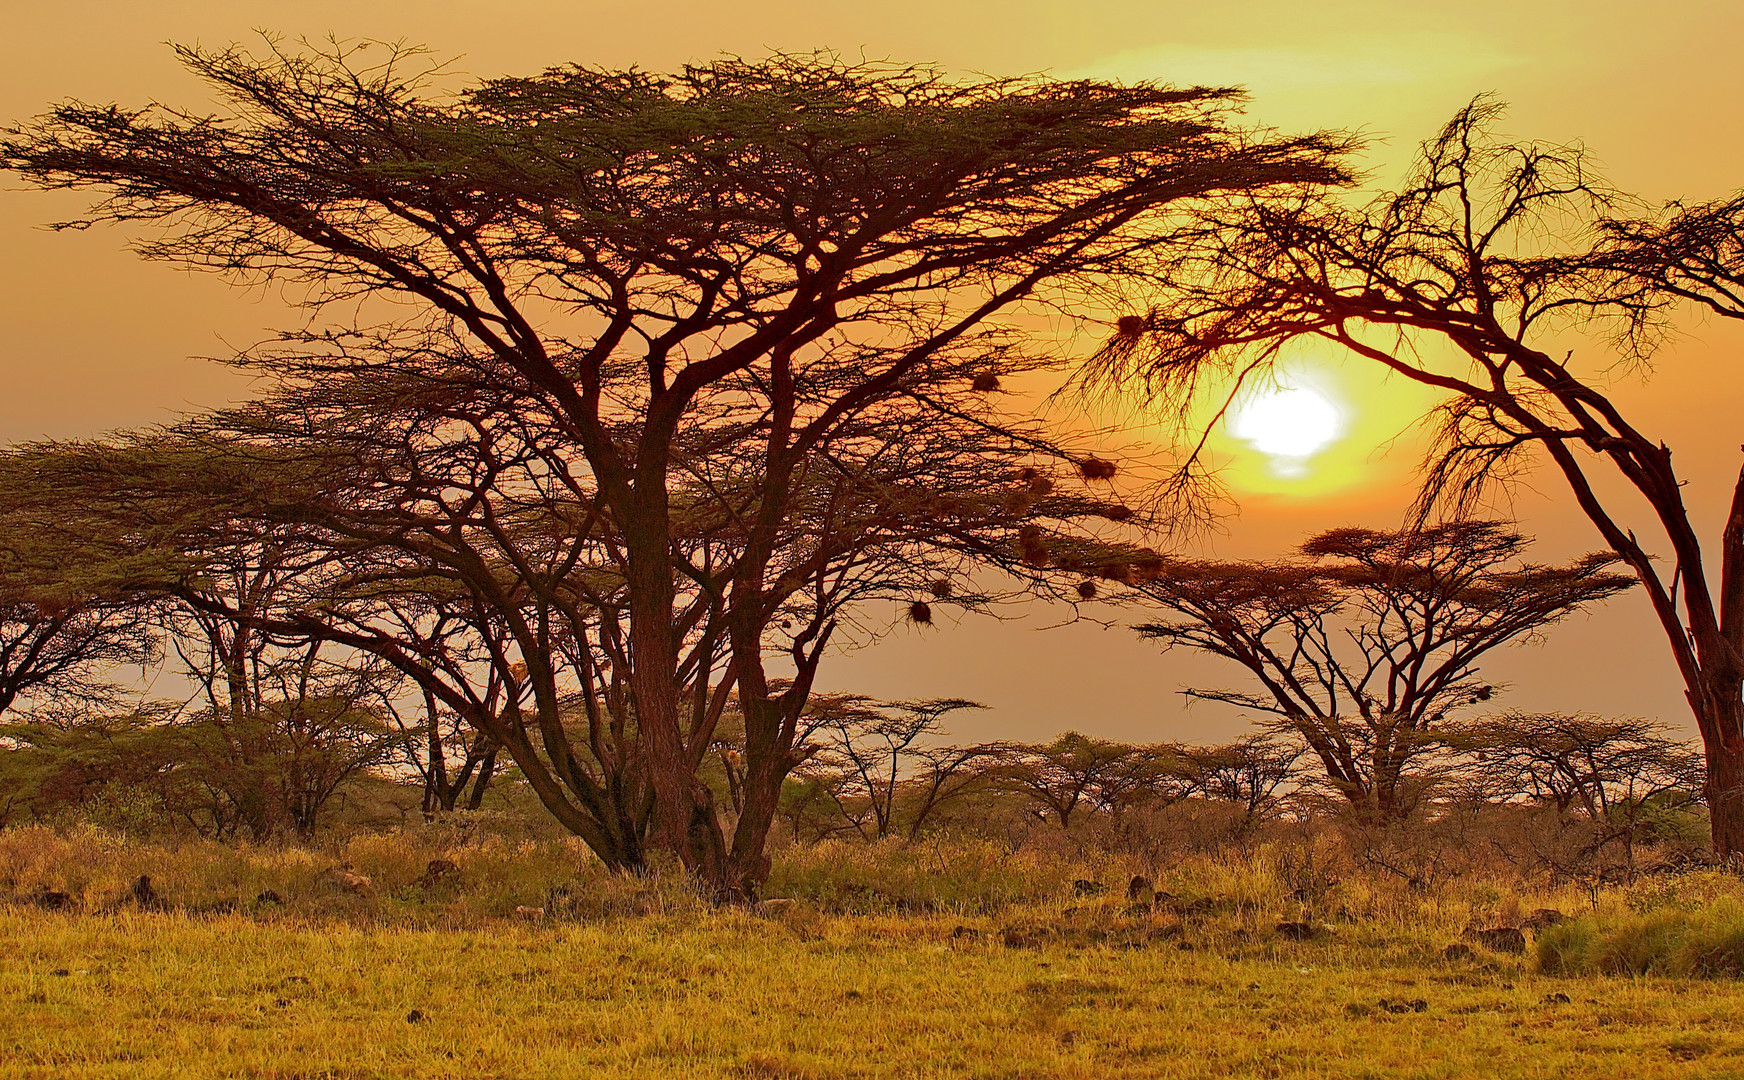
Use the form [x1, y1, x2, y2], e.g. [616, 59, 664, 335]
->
[6, 826, 1744, 1078]
[6, 905, 1744, 1079]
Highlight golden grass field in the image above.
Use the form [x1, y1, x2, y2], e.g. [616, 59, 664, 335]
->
[5, 826, 1744, 1079]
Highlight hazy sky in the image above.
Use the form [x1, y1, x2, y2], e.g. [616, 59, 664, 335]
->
[3, 1, 1742, 745]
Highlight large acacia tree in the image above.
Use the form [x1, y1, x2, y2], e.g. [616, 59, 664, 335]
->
[3, 42, 1345, 894]
[1092, 97, 1744, 853]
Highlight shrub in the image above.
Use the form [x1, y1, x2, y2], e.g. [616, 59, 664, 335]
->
[1538, 902, 1744, 977]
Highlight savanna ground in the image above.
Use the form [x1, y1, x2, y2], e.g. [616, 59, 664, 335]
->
[7, 822, 1744, 1079]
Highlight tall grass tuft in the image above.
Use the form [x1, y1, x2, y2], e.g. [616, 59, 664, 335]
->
[1539, 901, 1744, 977]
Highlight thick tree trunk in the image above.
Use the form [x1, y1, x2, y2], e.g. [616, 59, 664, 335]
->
[1695, 684, 1744, 856]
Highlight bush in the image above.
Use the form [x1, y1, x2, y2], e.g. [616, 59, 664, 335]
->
[1538, 901, 1744, 977]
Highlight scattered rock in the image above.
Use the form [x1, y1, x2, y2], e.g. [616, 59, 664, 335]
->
[418, 859, 459, 889]
[1443, 943, 1475, 962]
[33, 888, 73, 911]
[255, 890, 284, 906]
[406, 1009, 426, 1024]
[1378, 998, 1428, 1014]
[320, 866, 373, 895]
[753, 898, 796, 917]
[1521, 908, 1566, 931]
[1126, 876, 1155, 904]
[512, 905, 545, 921]
[1072, 879, 1106, 898]
[129, 875, 165, 911]
[1274, 921, 1319, 941]
[1172, 897, 1220, 920]
[1464, 926, 1527, 954]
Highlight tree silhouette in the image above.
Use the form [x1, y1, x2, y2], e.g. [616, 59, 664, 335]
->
[1092, 97, 1744, 853]
[3, 42, 1344, 895]
[1132, 522, 1633, 823]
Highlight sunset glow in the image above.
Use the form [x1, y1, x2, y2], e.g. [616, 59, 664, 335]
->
[1228, 381, 1344, 475]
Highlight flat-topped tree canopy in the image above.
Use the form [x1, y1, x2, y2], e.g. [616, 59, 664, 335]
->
[2, 39, 1351, 896]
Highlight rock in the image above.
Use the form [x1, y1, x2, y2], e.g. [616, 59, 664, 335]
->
[1072, 879, 1106, 898]
[418, 859, 459, 889]
[1274, 921, 1318, 941]
[1173, 897, 1219, 920]
[1126, 876, 1155, 904]
[1464, 926, 1527, 954]
[1442, 942, 1475, 962]
[129, 875, 165, 911]
[321, 866, 373, 895]
[1521, 908, 1566, 931]
[1378, 998, 1427, 1014]
[33, 888, 73, 911]
[256, 890, 284, 905]
[753, 898, 796, 916]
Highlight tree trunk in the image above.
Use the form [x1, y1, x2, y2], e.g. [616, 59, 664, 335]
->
[1697, 685, 1744, 856]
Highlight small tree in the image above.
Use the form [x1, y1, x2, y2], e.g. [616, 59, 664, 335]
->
[1451, 712, 1703, 875]
[999, 732, 1184, 829]
[800, 695, 987, 840]
[1175, 734, 1303, 836]
[1133, 522, 1634, 823]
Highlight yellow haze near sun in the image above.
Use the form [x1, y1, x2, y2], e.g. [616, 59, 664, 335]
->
[1174, 341, 1445, 498]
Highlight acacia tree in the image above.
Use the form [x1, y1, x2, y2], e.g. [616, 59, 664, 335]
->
[1175, 734, 1302, 834]
[3, 43, 1345, 895]
[999, 732, 1184, 829]
[1132, 523, 1634, 823]
[800, 695, 986, 840]
[1451, 712, 1704, 874]
[0, 501, 161, 721]
[1093, 97, 1744, 852]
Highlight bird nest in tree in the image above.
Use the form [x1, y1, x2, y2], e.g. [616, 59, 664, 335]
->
[971, 372, 1002, 392]
[908, 600, 933, 624]
[1078, 457, 1118, 481]
[1076, 580, 1098, 600]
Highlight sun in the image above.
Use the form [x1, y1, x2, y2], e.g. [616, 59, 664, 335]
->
[1228, 381, 1345, 476]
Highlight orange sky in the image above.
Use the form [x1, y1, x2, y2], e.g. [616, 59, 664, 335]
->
[3, 1, 1742, 745]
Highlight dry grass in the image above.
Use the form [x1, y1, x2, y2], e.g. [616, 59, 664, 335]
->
[5, 825, 1744, 1077]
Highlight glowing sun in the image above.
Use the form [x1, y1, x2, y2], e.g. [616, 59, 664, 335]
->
[1228, 382, 1345, 476]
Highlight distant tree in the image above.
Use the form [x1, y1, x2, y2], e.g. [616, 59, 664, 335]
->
[1450, 712, 1703, 873]
[0, 509, 161, 720]
[998, 731, 1184, 829]
[1175, 734, 1303, 834]
[2, 42, 1346, 895]
[1094, 96, 1744, 854]
[799, 695, 987, 840]
[1132, 522, 1634, 823]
